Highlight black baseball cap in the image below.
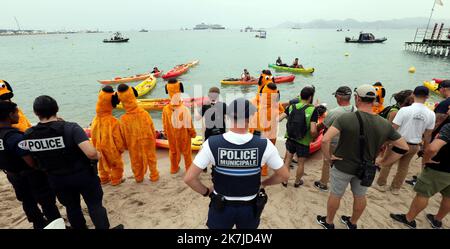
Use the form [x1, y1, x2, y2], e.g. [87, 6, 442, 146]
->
[413, 86, 429, 97]
[437, 80, 450, 89]
[227, 98, 256, 120]
[332, 86, 352, 96]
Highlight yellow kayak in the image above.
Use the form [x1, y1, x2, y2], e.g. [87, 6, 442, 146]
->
[423, 81, 441, 95]
[135, 75, 157, 97]
[155, 133, 203, 151]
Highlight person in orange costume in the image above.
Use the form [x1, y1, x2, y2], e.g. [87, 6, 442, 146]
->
[257, 70, 274, 94]
[117, 84, 159, 182]
[250, 83, 284, 176]
[162, 78, 196, 174]
[0, 80, 32, 132]
[91, 86, 125, 186]
[373, 82, 386, 114]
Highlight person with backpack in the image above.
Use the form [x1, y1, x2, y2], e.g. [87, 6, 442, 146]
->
[375, 86, 435, 195]
[378, 90, 413, 123]
[316, 85, 408, 229]
[0, 101, 61, 229]
[314, 86, 355, 192]
[279, 86, 319, 188]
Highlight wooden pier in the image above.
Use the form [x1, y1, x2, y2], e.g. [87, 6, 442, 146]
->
[404, 23, 450, 58]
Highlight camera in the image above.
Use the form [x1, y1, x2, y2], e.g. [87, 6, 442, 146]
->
[356, 161, 377, 187]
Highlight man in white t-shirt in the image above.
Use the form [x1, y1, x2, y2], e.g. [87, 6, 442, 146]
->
[184, 98, 289, 229]
[375, 86, 436, 195]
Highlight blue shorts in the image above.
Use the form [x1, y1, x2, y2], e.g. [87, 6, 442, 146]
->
[206, 203, 260, 229]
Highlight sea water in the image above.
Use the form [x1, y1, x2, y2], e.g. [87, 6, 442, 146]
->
[1, 29, 449, 128]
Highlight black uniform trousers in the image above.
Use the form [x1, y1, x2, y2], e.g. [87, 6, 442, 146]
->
[6, 170, 61, 229]
[47, 168, 110, 229]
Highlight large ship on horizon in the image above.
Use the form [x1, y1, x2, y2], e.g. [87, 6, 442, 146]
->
[193, 23, 225, 30]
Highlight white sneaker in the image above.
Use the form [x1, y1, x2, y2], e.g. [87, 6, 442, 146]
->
[373, 184, 389, 192]
[391, 188, 400, 195]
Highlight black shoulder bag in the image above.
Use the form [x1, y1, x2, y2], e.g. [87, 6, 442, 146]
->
[355, 112, 377, 187]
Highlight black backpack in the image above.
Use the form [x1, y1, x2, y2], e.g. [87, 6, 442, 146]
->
[286, 104, 311, 140]
[378, 104, 399, 119]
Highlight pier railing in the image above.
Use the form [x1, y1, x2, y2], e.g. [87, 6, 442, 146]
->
[405, 24, 450, 58]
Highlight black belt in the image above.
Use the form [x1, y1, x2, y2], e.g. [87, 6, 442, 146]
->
[407, 142, 420, 146]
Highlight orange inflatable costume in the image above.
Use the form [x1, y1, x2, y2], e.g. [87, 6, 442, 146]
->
[0, 80, 32, 132]
[257, 70, 274, 95]
[117, 84, 159, 182]
[251, 82, 284, 176]
[162, 79, 196, 174]
[372, 82, 386, 114]
[91, 86, 125, 186]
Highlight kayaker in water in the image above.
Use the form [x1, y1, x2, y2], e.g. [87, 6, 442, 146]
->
[151, 67, 160, 74]
[290, 58, 304, 69]
[276, 57, 289, 67]
[241, 69, 252, 81]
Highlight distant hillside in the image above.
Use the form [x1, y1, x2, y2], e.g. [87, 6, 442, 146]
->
[277, 17, 450, 29]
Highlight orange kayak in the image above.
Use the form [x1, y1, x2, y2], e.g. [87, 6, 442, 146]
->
[98, 71, 161, 85]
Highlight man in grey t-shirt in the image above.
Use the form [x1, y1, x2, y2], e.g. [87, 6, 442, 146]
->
[314, 86, 355, 192]
[316, 85, 409, 229]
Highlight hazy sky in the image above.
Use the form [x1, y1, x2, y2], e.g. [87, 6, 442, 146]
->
[2, 0, 450, 30]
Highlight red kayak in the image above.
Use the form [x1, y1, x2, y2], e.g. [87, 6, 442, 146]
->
[162, 60, 199, 79]
[162, 65, 189, 79]
[433, 78, 447, 84]
[309, 115, 325, 154]
[221, 75, 295, 85]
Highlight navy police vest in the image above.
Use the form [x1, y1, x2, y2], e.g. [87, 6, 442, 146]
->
[209, 134, 267, 197]
[0, 127, 29, 173]
[23, 121, 90, 175]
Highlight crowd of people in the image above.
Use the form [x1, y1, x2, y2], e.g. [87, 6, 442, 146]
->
[0, 75, 450, 229]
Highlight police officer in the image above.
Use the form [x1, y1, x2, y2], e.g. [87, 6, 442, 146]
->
[0, 101, 61, 229]
[184, 98, 289, 229]
[23, 95, 120, 229]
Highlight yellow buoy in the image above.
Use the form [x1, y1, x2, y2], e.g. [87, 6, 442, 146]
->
[409, 67, 416, 73]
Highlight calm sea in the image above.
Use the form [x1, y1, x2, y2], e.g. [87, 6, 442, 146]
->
[1, 29, 449, 128]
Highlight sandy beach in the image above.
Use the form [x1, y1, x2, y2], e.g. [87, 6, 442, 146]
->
[1, 141, 448, 229]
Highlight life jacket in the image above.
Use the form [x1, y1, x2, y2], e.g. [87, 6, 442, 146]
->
[209, 134, 267, 197]
[0, 127, 29, 173]
[23, 121, 91, 175]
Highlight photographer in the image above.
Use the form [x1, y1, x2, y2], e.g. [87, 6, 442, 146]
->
[195, 87, 227, 141]
[184, 98, 289, 229]
[316, 85, 408, 229]
[23, 96, 119, 229]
